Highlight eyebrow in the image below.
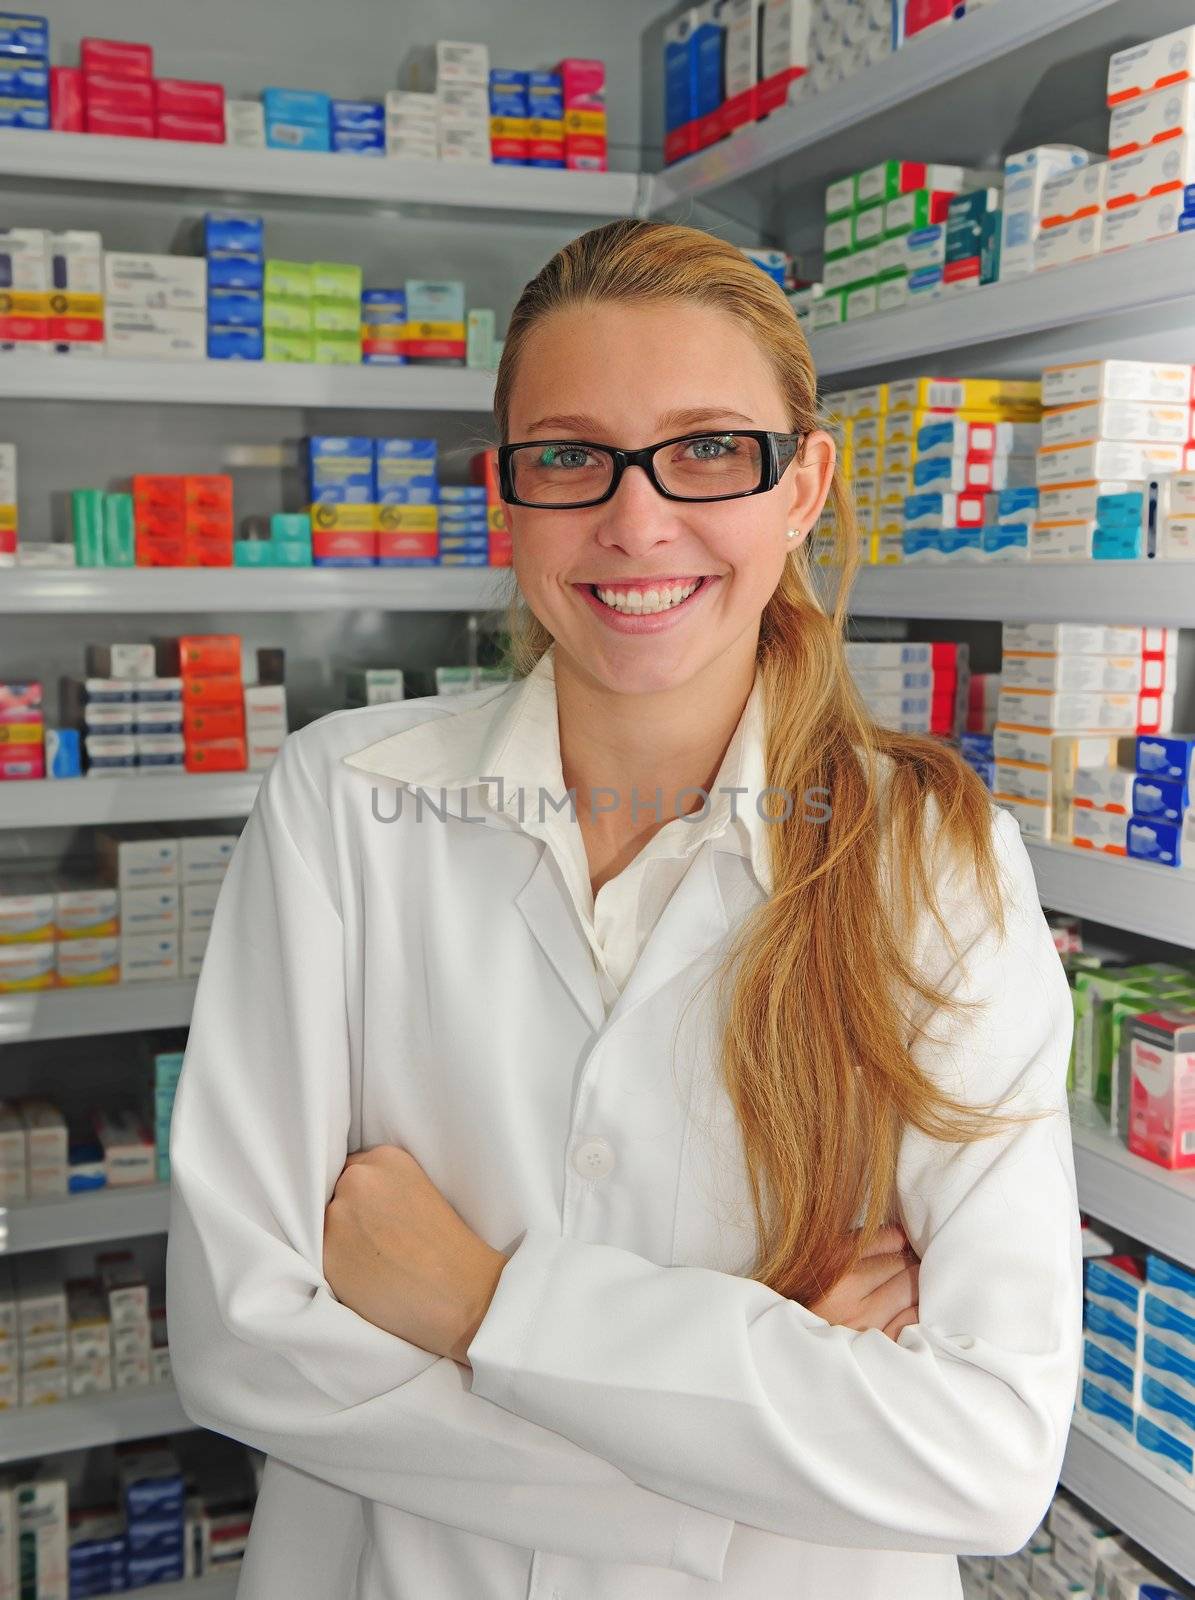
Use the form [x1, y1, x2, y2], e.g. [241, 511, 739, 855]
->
[521, 407, 758, 437]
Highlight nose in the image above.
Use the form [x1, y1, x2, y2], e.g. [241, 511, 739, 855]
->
[593, 461, 688, 556]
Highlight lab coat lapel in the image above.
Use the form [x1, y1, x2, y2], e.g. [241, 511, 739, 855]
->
[606, 844, 731, 1030]
[514, 841, 607, 1035]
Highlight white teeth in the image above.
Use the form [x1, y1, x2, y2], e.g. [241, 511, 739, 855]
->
[595, 579, 701, 615]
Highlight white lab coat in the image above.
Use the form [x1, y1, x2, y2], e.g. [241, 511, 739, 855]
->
[166, 670, 1083, 1600]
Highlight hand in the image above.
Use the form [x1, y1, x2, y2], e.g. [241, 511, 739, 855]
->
[323, 1145, 510, 1366]
[808, 1224, 920, 1342]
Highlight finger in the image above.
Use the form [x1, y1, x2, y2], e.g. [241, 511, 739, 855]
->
[862, 1259, 919, 1327]
[882, 1305, 919, 1342]
[858, 1225, 908, 1259]
[852, 1249, 914, 1300]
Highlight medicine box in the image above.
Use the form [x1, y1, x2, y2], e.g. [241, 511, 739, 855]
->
[1108, 26, 1195, 105]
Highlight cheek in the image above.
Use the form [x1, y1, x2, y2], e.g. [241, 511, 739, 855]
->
[700, 510, 787, 586]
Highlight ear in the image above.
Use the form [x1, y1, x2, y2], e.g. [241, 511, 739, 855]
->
[784, 429, 837, 535]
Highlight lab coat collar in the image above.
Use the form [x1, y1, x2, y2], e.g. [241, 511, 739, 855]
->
[340, 643, 774, 896]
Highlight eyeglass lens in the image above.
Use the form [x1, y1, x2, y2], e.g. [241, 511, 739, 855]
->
[508, 432, 765, 505]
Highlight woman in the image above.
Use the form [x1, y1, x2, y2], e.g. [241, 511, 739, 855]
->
[166, 219, 1082, 1600]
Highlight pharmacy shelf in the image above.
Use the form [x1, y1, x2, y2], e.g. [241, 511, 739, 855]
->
[648, 0, 1193, 234]
[0, 773, 263, 830]
[0, 565, 511, 614]
[1061, 1410, 1195, 1586]
[0, 352, 496, 409]
[1, 1184, 171, 1256]
[842, 560, 1195, 628]
[1071, 1106, 1195, 1271]
[809, 234, 1195, 381]
[1024, 842, 1195, 948]
[0, 1382, 193, 1465]
[0, 979, 196, 1045]
[0, 128, 644, 222]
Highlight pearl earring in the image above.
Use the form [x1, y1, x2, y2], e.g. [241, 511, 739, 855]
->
[786, 528, 800, 540]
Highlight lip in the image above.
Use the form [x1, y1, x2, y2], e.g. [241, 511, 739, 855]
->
[574, 574, 720, 634]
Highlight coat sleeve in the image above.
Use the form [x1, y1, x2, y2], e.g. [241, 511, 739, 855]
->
[165, 729, 735, 1582]
[466, 803, 1083, 1557]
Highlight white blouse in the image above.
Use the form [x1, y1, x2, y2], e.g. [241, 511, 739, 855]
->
[166, 650, 1083, 1600]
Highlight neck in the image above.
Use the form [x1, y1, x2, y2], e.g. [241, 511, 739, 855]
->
[553, 635, 760, 839]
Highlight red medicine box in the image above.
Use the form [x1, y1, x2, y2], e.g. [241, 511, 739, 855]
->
[185, 737, 247, 774]
[50, 66, 84, 131]
[80, 38, 154, 78]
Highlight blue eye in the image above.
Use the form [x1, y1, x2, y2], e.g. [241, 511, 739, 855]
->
[682, 435, 738, 460]
[539, 446, 596, 470]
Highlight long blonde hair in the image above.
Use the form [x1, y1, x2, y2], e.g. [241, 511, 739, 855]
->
[494, 219, 1010, 1305]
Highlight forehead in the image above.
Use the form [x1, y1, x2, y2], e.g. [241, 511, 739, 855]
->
[507, 298, 790, 438]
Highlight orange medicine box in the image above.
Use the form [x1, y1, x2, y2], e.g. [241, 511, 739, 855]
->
[180, 673, 242, 708]
[184, 475, 233, 513]
[160, 634, 241, 675]
[184, 704, 245, 741]
[185, 737, 246, 774]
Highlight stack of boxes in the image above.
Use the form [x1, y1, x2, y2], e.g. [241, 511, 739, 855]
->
[1157, 471, 1195, 561]
[844, 640, 967, 736]
[243, 662, 288, 773]
[234, 512, 313, 567]
[1127, 731, 1194, 872]
[262, 86, 330, 152]
[1035, 158, 1107, 271]
[0, 11, 49, 128]
[943, 183, 1002, 293]
[1081, 1251, 1195, 1494]
[0, 443, 15, 570]
[160, 633, 247, 776]
[104, 250, 206, 360]
[132, 473, 234, 568]
[330, 97, 384, 156]
[1036, 359, 1192, 560]
[1105, 26, 1195, 253]
[806, 0, 892, 93]
[384, 90, 439, 159]
[264, 259, 363, 364]
[992, 621, 1179, 849]
[998, 144, 1091, 280]
[436, 41, 490, 166]
[376, 439, 440, 567]
[436, 484, 489, 568]
[361, 288, 407, 365]
[308, 435, 377, 568]
[489, 70, 529, 164]
[403, 278, 465, 365]
[204, 212, 265, 363]
[1124, 1009, 1195, 1171]
[0, 678, 42, 780]
[118, 1444, 187, 1588]
[525, 70, 564, 168]
[63, 649, 184, 778]
[1069, 958, 1195, 1126]
[471, 448, 514, 567]
[49, 36, 226, 142]
[70, 486, 134, 567]
[561, 59, 607, 172]
[1, 226, 105, 356]
[817, 162, 989, 328]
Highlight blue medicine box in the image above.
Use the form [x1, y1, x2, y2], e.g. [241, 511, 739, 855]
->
[0, 14, 48, 56]
[439, 514, 489, 535]
[665, 25, 698, 139]
[262, 86, 331, 124]
[1126, 816, 1183, 867]
[362, 289, 405, 323]
[208, 324, 264, 360]
[0, 96, 47, 126]
[528, 157, 565, 168]
[332, 126, 385, 155]
[0, 56, 47, 95]
[692, 13, 725, 123]
[208, 251, 265, 292]
[330, 98, 384, 130]
[203, 213, 264, 255]
[207, 288, 264, 328]
[375, 437, 437, 463]
[376, 482, 438, 505]
[1136, 734, 1195, 784]
[439, 484, 487, 504]
[307, 435, 376, 502]
[440, 551, 489, 566]
[528, 70, 563, 119]
[1131, 775, 1190, 823]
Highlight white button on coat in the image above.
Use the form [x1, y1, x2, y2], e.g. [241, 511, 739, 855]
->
[165, 665, 1083, 1600]
[572, 1137, 616, 1179]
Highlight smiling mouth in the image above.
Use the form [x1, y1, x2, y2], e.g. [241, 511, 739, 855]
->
[585, 576, 712, 615]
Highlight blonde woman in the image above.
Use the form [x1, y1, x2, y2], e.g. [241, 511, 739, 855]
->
[167, 219, 1082, 1600]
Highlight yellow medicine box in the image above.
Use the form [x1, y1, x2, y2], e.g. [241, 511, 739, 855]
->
[309, 503, 376, 533]
[376, 504, 439, 533]
[402, 321, 466, 342]
[527, 117, 563, 140]
[887, 377, 1042, 415]
[0, 505, 15, 531]
[490, 116, 529, 138]
[564, 108, 606, 135]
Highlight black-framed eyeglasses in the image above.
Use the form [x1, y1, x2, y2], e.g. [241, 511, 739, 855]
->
[497, 429, 803, 509]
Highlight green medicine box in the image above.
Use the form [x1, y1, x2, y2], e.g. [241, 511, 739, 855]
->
[263, 259, 312, 298]
[265, 330, 315, 362]
[234, 540, 276, 566]
[103, 493, 135, 567]
[273, 540, 313, 566]
[71, 489, 105, 567]
[264, 297, 313, 333]
[312, 333, 362, 364]
[311, 298, 360, 334]
[270, 513, 312, 542]
[311, 261, 363, 302]
[824, 174, 856, 220]
[851, 205, 886, 249]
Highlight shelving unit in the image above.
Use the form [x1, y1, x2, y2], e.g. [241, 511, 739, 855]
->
[0, 772, 263, 829]
[0, 980, 197, 1045]
[0, 1382, 191, 1465]
[1071, 1108, 1195, 1272]
[0, 127, 645, 222]
[0, 353, 496, 409]
[0, 565, 510, 615]
[1, 1184, 171, 1256]
[841, 561, 1195, 628]
[1025, 844, 1195, 949]
[137, 1578, 240, 1600]
[1062, 1411, 1195, 1587]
